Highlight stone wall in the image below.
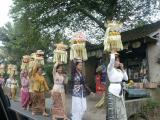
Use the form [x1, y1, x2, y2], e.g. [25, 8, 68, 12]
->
[126, 98, 160, 120]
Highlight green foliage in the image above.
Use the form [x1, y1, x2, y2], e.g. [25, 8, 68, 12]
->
[0, 21, 66, 68]
[10, 0, 159, 31]
[142, 99, 160, 112]
[44, 63, 54, 89]
[0, 0, 159, 64]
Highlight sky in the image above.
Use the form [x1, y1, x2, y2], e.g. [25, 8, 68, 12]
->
[0, 0, 13, 27]
[0, 0, 13, 46]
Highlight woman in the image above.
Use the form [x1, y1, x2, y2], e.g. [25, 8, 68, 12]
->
[5, 76, 12, 98]
[0, 75, 4, 88]
[20, 70, 30, 110]
[71, 59, 94, 120]
[31, 65, 49, 116]
[51, 62, 68, 120]
[5, 75, 18, 101]
[107, 50, 128, 120]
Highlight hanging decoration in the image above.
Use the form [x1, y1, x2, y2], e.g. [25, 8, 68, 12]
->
[11, 65, 18, 76]
[104, 21, 123, 52]
[7, 64, 13, 75]
[21, 55, 30, 70]
[28, 53, 36, 73]
[53, 42, 68, 64]
[7, 64, 17, 76]
[35, 50, 44, 65]
[70, 32, 88, 61]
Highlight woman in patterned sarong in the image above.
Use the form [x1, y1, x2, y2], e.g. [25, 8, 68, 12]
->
[20, 70, 30, 110]
[51, 62, 68, 120]
[31, 65, 49, 116]
[107, 50, 128, 120]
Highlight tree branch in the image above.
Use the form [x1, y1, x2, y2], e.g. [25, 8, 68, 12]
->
[78, 8, 105, 30]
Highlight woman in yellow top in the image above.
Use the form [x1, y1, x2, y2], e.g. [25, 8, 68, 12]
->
[31, 65, 49, 116]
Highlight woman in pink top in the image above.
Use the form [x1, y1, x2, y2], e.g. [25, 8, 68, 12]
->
[51, 62, 68, 120]
[20, 70, 30, 110]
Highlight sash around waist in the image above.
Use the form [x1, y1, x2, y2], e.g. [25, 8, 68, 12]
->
[53, 84, 64, 89]
[110, 82, 121, 84]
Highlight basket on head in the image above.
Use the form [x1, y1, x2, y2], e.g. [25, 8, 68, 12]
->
[70, 32, 88, 61]
[104, 20, 123, 52]
[53, 42, 68, 64]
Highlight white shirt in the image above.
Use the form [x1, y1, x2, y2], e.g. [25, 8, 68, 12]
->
[5, 78, 18, 88]
[107, 54, 128, 97]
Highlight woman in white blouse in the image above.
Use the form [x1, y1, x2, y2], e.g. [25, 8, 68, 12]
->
[5, 76, 18, 101]
[107, 50, 128, 120]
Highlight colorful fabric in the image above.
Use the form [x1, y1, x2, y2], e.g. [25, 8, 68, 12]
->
[32, 73, 49, 92]
[52, 63, 67, 93]
[52, 92, 66, 119]
[72, 72, 88, 97]
[20, 87, 30, 108]
[32, 92, 45, 113]
[11, 87, 17, 100]
[96, 74, 106, 96]
[51, 63, 68, 119]
[29, 92, 33, 109]
[107, 92, 127, 120]
[20, 79, 29, 108]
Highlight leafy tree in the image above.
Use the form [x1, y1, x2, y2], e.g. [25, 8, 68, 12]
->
[11, 0, 160, 35]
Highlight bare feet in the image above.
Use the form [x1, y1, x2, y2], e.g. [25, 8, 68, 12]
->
[52, 118, 56, 120]
[64, 117, 69, 120]
[27, 107, 29, 111]
[32, 112, 35, 116]
[42, 112, 49, 117]
[27, 105, 29, 111]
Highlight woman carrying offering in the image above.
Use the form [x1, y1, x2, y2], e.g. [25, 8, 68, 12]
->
[20, 70, 30, 110]
[71, 59, 94, 120]
[51, 62, 68, 120]
[31, 65, 49, 116]
[107, 50, 128, 120]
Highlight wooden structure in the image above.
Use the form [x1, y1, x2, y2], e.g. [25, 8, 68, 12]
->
[85, 21, 160, 89]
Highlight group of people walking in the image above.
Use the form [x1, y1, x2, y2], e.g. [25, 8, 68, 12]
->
[0, 50, 128, 120]
[9, 58, 94, 120]
[20, 59, 95, 120]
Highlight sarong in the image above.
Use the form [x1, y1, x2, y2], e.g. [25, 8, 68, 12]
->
[20, 88, 30, 108]
[52, 92, 66, 119]
[11, 87, 17, 100]
[32, 92, 45, 113]
[3, 87, 11, 98]
[107, 92, 127, 120]
[29, 92, 33, 109]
